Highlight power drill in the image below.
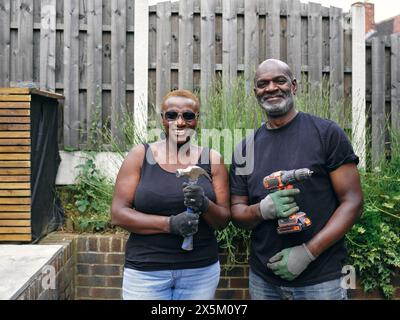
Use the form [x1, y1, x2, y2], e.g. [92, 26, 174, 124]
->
[263, 168, 313, 235]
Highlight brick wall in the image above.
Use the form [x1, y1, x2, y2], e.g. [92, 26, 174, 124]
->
[16, 234, 75, 300]
[39, 232, 399, 300]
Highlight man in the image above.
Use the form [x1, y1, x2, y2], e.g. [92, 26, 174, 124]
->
[229, 59, 363, 300]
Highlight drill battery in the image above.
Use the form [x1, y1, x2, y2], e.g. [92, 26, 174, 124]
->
[277, 212, 312, 235]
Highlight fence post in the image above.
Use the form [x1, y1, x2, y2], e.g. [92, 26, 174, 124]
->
[351, 3, 366, 169]
[134, 0, 149, 142]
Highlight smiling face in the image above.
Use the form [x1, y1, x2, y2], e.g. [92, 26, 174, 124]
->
[254, 60, 297, 117]
[161, 94, 200, 145]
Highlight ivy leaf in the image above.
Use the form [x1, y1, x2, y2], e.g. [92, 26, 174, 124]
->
[382, 202, 395, 209]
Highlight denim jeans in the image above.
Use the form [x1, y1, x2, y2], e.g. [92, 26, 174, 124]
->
[249, 269, 347, 300]
[122, 261, 220, 300]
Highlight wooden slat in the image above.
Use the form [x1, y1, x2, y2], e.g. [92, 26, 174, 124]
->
[0, 95, 31, 102]
[0, 183, 30, 189]
[40, 0, 56, 91]
[0, 197, 30, 204]
[0, 109, 30, 116]
[200, 0, 216, 106]
[0, 0, 11, 87]
[391, 33, 400, 132]
[0, 212, 30, 219]
[222, 0, 238, 86]
[0, 227, 31, 233]
[0, 124, 30, 130]
[0, 117, 30, 123]
[63, 0, 80, 148]
[178, 0, 194, 90]
[0, 161, 30, 167]
[329, 6, 344, 123]
[0, 102, 30, 108]
[0, 139, 30, 146]
[0, 168, 30, 175]
[244, 0, 258, 90]
[156, 1, 172, 114]
[87, 0, 103, 137]
[0, 205, 30, 211]
[0, 189, 30, 196]
[0, 176, 30, 182]
[287, 0, 301, 82]
[308, 2, 322, 91]
[0, 146, 30, 152]
[16, 0, 34, 82]
[266, 0, 281, 59]
[110, 0, 126, 140]
[0, 234, 31, 241]
[0, 154, 30, 160]
[371, 37, 386, 167]
[0, 131, 30, 138]
[0, 88, 30, 94]
[0, 220, 30, 226]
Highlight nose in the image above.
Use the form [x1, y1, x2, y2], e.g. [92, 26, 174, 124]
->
[175, 114, 186, 126]
[265, 81, 278, 92]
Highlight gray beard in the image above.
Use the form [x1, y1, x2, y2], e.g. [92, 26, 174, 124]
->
[258, 94, 294, 117]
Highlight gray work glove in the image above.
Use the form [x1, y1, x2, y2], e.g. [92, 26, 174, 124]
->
[169, 211, 199, 237]
[182, 182, 210, 213]
[259, 189, 300, 220]
[266, 243, 316, 281]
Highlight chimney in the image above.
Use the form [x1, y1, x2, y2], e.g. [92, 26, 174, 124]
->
[394, 16, 400, 33]
[363, 2, 375, 33]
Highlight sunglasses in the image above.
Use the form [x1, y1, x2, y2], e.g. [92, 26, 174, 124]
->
[162, 111, 199, 122]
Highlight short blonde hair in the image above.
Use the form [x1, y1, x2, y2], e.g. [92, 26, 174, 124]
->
[161, 89, 200, 109]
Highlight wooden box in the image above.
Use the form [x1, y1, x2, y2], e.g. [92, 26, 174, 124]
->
[0, 88, 63, 242]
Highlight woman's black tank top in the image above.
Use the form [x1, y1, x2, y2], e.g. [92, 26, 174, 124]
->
[124, 143, 219, 271]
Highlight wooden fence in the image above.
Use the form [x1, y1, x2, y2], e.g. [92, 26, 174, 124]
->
[0, 0, 399, 167]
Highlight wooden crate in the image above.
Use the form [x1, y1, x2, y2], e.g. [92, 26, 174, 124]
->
[0, 88, 63, 242]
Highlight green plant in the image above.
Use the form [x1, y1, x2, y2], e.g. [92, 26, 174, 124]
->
[67, 153, 114, 232]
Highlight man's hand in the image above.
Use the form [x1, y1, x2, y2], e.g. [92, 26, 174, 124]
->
[266, 243, 315, 281]
[182, 183, 210, 213]
[259, 189, 300, 220]
[169, 211, 199, 237]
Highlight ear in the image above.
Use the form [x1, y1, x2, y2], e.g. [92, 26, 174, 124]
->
[291, 79, 298, 95]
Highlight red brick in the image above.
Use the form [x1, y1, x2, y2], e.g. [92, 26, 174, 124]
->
[77, 276, 108, 287]
[217, 277, 229, 289]
[222, 266, 245, 277]
[230, 278, 248, 289]
[88, 237, 98, 252]
[215, 289, 244, 300]
[76, 287, 91, 299]
[99, 237, 110, 252]
[348, 289, 384, 300]
[77, 252, 106, 264]
[111, 238, 122, 252]
[107, 277, 123, 288]
[91, 265, 122, 276]
[77, 263, 91, 275]
[90, 288, 122, 300]
[77, 237, 87, 252]
[106, 253, 124, 265]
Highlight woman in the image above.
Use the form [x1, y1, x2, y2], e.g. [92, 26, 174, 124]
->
[111, 89, 230, 300]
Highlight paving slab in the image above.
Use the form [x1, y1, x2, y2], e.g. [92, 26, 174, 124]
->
[0, 245, 63, 300]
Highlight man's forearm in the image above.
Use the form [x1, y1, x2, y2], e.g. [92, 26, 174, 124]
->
[306, 199, 363, 258]
[231, 203, 264, 230]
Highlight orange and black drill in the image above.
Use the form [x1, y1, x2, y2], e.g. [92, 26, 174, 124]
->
[263, 168, 313, 235]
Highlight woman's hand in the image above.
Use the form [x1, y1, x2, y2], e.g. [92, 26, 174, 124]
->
[182, 183, 210, 213]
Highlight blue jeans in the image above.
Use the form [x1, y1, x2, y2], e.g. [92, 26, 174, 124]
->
[249, 269, 347, 300]
[122, 262, 220, 300]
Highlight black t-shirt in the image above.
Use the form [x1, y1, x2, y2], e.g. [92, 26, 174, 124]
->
[125, 144, 219, 271]
[229, 112, 359, 287]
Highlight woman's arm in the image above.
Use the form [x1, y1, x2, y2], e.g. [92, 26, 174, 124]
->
[201, 149, 231, 230]
[111, 144, 170, 234]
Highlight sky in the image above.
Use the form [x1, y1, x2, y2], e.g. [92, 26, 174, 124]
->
[147, 0, 400, 23]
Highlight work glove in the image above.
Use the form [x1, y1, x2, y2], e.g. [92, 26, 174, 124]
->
[169, 211, 199, 237]
[259, 189, 300, 220]
[266, 243, 316, 281]
[182, 182, 210, 213]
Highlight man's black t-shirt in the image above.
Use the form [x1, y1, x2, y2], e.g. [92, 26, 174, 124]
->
[229, 112, 359, 287]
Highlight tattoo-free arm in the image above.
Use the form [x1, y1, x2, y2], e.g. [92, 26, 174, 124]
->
[306, 163, 363, 257]
[231, 195, 264, 230]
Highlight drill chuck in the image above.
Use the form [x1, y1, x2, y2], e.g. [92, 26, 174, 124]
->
[281, 168, 313, 185]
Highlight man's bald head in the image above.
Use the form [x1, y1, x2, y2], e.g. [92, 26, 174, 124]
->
[255, 59, 294, 84]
